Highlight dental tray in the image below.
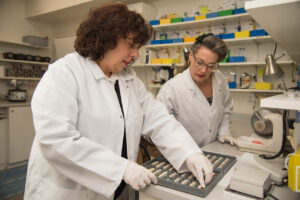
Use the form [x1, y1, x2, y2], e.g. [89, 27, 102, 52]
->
[142, 151, 236, 197]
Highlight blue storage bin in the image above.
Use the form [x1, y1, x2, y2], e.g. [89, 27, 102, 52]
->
[150, 40, 161, 45]
[250, 29, 268, 37]
[228, 82, 236, 89]
[161, 39, 173, 44]
[228, 56, 245, 62]
[172, 38, 184, 43]
[206, 12, 219, 19]
[215, 34, 222, 39]
[183, 17, 195, 22]
[149, 20, 160, 25]
[234, 8, 246, 14]
[221, 33, 235, 39]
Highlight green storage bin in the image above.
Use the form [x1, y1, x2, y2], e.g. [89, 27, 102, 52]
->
[218, 9, 233, 17]
[171, 18, 183, 23]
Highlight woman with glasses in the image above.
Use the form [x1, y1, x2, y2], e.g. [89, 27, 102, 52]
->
[157, 33, 235, 148]
[24, 3, 214, 200]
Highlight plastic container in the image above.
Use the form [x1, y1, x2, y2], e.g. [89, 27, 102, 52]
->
[172, 38, 184, 43]
[160, 19, 171, 25]
[250, 29, 268, 37]
[234, 8, 246, 14]
[254, 82, 273, 90]
[151, 58, 163, 64]
[162, 58, 174, 64]
[235, 30, 250, 38]
[149, 20, 160, 25]
[228, 82, 236, 89]
[161, 39, 173, 44]
[183, 17, 195, 22]
[22, 35, 48, 46]
[171, 18, 183, 23]
[221, 33, 235, 39]
[218, 9, 233, 17]
[206, 12, 219, 19]
[195, 15, 206, 20]
[150, 40, 161, 45]
[184, 37, 196, 43]
[228, 56, 245, 62]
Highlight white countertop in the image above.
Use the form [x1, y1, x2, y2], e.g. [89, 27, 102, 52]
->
[139, 142, 300, 200]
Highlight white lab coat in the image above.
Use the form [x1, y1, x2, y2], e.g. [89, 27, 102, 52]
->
[24, 53, 201, 200]
[157, 68, 233, 147]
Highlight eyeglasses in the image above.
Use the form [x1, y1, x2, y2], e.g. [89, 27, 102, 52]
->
[193, 54, 218, 72]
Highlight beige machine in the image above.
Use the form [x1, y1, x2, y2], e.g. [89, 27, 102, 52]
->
[236, 110, 283, 155]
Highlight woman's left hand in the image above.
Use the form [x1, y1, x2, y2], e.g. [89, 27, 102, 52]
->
[218, 135, 236, 146]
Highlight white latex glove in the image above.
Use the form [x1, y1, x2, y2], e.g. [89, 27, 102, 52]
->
[123, 160, 158, 191]
[185, 153, 213, 188]
[218, 135, 236, 146]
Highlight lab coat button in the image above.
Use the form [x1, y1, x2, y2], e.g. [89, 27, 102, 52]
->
[209, 130, 212, 133]
[120, 115, 123, 119]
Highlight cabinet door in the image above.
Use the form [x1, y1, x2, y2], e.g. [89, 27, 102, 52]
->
[0, 119, 7, 170]
[8, 106, 35, 164]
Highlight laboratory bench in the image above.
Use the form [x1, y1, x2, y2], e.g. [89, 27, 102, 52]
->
[139, 141, 300, 200]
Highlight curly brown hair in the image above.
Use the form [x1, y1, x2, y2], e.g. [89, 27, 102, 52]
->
[74, 2, 153, 61]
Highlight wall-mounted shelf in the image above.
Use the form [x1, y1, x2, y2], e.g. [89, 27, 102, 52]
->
[0, 40, 48, 49]
[0, 58, 49, 66]
[229, 89, 284, 93]
[145, 36, 273, 50]
[0, 77, 41, 81]
[152, 13, 252, 32]
[149, 84, 285, 94]
[135, 60, 294, 68]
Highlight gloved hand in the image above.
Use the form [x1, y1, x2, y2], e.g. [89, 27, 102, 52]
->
[218, 135, 236, 146]
[185, 153, 213, 188]
[123, 160, 158, 191]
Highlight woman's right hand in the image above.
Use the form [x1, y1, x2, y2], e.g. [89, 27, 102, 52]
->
[123, 160, 158, 190]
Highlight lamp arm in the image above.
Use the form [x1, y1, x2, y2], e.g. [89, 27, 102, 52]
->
[274, 51, 286, 61]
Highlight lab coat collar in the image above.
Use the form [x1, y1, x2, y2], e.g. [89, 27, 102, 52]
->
[86, 57, 135, 82]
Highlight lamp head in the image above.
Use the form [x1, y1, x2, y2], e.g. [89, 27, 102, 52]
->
[263, 54, 285, 82]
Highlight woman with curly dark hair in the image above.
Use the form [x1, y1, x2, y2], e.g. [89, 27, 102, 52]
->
[24, 3, 213, 200]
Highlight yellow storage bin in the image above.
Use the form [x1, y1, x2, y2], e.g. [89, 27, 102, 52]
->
[235, 30, 250, 38]
[184, 37, 196, 43]
[160, 18, 171, 25]
[288, 147, 300, 192]
[254, 82, 273, 90]
[151, 58, 162, 64]
[195, 15, 206, 20]
[162, 58, 174, 64]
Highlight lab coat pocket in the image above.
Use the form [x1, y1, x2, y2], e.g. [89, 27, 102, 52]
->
[126, 111, 143, 160]
[28, 177, 87, 200]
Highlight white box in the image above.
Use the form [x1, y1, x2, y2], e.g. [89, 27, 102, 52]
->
[230, 166, 271, 198]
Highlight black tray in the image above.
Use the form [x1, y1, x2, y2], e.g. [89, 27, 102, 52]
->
[142, 151, 236, 197]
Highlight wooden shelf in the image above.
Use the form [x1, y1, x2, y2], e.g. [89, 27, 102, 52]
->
[0, 58, 49, 66]
[145, 36, 273, 49]
[152, 13, 252, 32]
[0, 76, 41, 81]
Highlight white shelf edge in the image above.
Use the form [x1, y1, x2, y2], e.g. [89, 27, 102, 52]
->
[0, 76, 41, 81]
[145, 36, 273, 49]
[140, 61, 293, 67]
[0, 40, 49, 49]
[152, 13, 251, 31]
[0, 58, 49, 65]
[229, 89, 284, 93]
